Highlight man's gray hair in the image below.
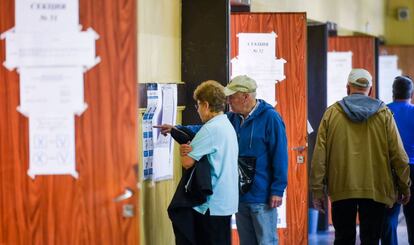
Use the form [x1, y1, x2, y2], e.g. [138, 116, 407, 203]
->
[248, 92, 256, 99]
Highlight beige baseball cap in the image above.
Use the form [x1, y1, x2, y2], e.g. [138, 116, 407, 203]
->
[224, 75, 257, 96]
[348, 68, 372, 88]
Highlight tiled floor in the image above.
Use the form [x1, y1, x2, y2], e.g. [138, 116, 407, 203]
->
[309, 210, 410, 245]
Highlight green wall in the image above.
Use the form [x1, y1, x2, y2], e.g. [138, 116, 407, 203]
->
[385, 0, 414, 44]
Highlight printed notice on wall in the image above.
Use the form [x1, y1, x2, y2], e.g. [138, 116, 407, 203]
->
[231, 32, 286, 106]
[379, 55, 402, 104]
[152, 84, 177, 181]
[28, 114, 78, 178]
[3, 30, 98, 70]
[237, 33, 277, 60]
[15, 0, 79, 33]
[142, 84, 160, 180]
[327, 52, 353, 106]
[142, 83, 177, 181]
[19, 67, 86, 115]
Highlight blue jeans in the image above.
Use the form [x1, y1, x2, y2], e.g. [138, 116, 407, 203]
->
[236, 203, 278, 245]
[381, 203, 401, 245]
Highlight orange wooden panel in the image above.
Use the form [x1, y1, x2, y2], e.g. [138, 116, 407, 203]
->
[0, 0, 138, 244]
[231, 13, 308, 245]
[328, 36, 377, 97]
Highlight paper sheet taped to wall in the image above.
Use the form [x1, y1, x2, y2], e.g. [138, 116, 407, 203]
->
[327, 51, 352, 106]
[18, 67, 87, 116]
[15, 0, 79, 33]
[379, 55, 402, 104]
[3, 29, 99, 70]
[142, 83, 177, 181]
[232, 32, 286, 106]
[237, 32, 277, 60]
[28, 113, 78, 178]
[153, 84, 177, 181]
[142, 84, 159, 180]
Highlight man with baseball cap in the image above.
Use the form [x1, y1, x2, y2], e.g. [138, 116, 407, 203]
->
[310, 68, 411, 244]
[223, 75, 258, 95]
[225, 75, 288, 245]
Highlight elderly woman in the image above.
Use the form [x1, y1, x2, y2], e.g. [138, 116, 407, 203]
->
[180, 80, 239, 245]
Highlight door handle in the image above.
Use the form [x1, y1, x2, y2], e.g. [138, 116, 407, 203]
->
[292, 145, 306, 164]
[114, 188, 134, 202]
[291, 145, 306, 152]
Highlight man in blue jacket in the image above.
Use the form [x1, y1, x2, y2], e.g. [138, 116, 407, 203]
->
[382, 75, 414, 245]
[224, 75, 288, 245]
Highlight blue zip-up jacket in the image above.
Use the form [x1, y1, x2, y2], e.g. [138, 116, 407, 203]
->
[227, 99, 288, 203]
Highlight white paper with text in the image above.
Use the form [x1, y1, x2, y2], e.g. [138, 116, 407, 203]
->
[28, 114, 78, 178]
[15, 0, 79, 33]
[327, 52, 353, 106]
[19, 67, 86, 115]
[379, 55, 402, 104]
[153, 84, 177, 181]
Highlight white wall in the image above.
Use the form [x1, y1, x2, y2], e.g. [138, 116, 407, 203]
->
[138, 0, 181, 83]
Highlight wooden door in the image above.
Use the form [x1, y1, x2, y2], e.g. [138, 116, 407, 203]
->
[328, 36, 377, 97]
[231, 13, 308, 245]
[0, 0, 139, 244]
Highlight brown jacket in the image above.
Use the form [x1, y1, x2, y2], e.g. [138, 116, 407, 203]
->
[310, 101, 410, 206]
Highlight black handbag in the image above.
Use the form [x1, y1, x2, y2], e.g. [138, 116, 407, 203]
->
[238, 156, 256, 194]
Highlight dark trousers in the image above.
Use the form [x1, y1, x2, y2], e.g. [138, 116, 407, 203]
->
[193, 209, 231, 245]
[403, 164, 414, 245]
[332, 199, 386, 245]
[381, 203, 401, 245]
